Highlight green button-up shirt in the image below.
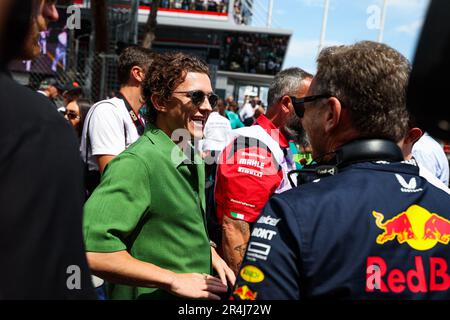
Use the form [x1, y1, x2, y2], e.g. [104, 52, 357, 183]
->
[83, 125, 211, 300]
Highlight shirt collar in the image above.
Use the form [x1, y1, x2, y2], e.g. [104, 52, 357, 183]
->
[143, 123, 201, 168]
[343, 159, 420, 176]
[255, 114, 289, 148]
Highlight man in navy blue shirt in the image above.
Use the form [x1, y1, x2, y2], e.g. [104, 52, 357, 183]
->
[232, 41, 450, 300]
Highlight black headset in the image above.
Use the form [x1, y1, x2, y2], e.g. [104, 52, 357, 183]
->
[288, 139, 404, 188]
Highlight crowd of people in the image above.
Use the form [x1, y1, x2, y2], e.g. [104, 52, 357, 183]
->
[1, 0, 450, 301]
[140, 0, 229, 13]
[221, 34, 287, 75]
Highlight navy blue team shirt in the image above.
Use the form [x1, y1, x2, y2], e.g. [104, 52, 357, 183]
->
[231, 160, 450, 300]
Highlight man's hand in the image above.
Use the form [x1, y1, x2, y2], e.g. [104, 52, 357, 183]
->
[211, 247, 236, 287]
[167, 273, 228, 300]
[87, 251, 227, 300]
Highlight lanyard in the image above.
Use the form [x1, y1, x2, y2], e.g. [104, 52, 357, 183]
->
[115, 92, 145, 135]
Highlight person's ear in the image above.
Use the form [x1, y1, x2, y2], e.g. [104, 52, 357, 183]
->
[150, 94, 167, 113]
[131, 66, 145, 83]
[407, 127, 423, 144]
[279, 95, 292, 114]
[323, 97, 342, 134]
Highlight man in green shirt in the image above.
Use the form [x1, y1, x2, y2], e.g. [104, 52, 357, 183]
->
[83, 52, 235, 300]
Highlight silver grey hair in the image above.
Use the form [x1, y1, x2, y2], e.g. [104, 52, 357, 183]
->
[267, 67, 313, 107]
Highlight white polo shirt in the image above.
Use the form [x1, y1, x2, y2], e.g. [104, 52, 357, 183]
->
[80, 97, 144, 171]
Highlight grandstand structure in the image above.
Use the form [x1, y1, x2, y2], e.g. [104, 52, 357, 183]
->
[10, 0, 292, 105]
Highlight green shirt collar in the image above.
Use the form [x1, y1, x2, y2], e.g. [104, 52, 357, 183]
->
[143, 123, 203, 168]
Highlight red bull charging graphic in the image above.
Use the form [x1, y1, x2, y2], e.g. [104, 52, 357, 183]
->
[372, 204, 450, 250]
[367, 205, 450, 293]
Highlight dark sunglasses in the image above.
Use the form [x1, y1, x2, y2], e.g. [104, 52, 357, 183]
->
[64, 111, 80, 120]
[290, 94, 332, 118]
[173, 90, 219, 108]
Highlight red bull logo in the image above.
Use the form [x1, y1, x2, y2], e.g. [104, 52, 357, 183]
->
[366, 256, 450, 293]
[373, 205, 450, 250]
[233, 285, 258, 300]
[424, 214, 450, 244]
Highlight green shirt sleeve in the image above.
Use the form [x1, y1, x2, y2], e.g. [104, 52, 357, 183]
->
[83, 152, 151, 252]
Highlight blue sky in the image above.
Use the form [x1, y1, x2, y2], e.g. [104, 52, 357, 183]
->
[253, 0, 431, 73]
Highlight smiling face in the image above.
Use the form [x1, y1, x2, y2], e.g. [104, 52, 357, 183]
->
[164, 72, 213, 139]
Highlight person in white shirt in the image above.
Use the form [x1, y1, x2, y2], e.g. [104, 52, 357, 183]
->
[412, 132, 449, 186]
[80, 46, 156, 194]
[202, 99, 232, 154]
[238, 96, 255, 124]
[400, 121, 450, 194]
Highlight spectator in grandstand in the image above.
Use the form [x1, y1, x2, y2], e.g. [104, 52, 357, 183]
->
[195, 0, 206, 10]
[224, 33, 287, 75]
[83, 52, 234, 300]
[233, 0, 243, 24]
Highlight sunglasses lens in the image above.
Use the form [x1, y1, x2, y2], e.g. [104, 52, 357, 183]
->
[208, 94, 218, 108]
[191, 91, 206, 106]
[290, 98, 304, 118]
[66, 113, 77, 120]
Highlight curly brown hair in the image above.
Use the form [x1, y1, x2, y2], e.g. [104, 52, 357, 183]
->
[142, 52, 210, 123]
